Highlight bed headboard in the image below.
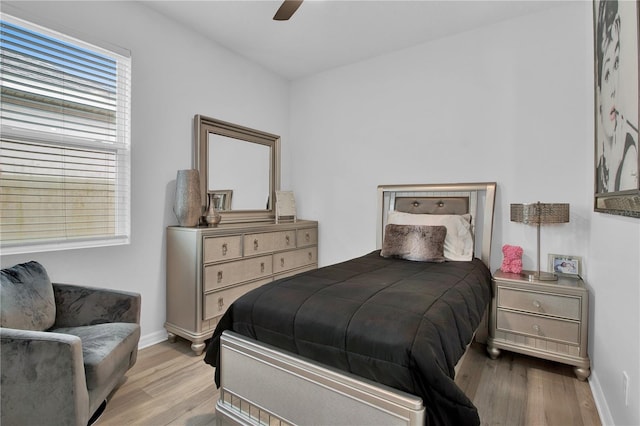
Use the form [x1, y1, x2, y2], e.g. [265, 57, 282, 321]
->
[376, 182, 497, 267]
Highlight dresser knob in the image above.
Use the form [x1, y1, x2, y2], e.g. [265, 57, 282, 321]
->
[532, 324, 541, 334]
[285, 235, 290, 245]
[280, 258, 285, 267]
[254, 239, 259, 250]
[305, 232, 310, 242]
[222, 243, 228, 256]
[533, 300, 541, 309]
[218, 297, 224, 310]
[260, 262, 265, 273]
[308, 252, 312, 261]
[217, 271, 223, 283]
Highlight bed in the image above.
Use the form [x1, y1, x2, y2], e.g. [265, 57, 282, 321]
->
[204, 182, 497, 426]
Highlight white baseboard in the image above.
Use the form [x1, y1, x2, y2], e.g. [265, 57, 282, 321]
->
[590, 370, 614, 426]
[138, 329, 168, 349]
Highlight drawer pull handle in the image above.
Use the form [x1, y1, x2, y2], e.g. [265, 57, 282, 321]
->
[222, 243, 228, 256]
[533, 300, 542, 309]
[285, 235, 290, 245]
[532, 324, 541, 334]
[218, 297, 224, 310]
[280, 258, 285, 267]
[308, 252, 312, 261]
[217, 271, 223, 283]
[261, 262, 265, 273]
[254, 239, 259, 251]
[305, 232, 310, 242]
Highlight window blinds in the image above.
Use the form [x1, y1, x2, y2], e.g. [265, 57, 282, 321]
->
[0, 15, 131, 254]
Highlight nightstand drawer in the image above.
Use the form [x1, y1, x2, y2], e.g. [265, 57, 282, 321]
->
[497, 309, 580, 345]
[497, 287, 580, 320]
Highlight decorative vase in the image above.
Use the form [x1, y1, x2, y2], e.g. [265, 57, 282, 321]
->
[204, 192, 222, 226]
[173, 169, 201, 227]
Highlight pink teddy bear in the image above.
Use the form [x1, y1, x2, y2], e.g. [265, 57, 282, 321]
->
[501, 244, 523, 274]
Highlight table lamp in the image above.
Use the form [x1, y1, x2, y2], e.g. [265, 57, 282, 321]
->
[510, 202, 570, 281]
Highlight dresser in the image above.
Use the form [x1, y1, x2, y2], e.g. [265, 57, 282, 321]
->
[165, 220, 318, 354]
[487, 270, 590, 380]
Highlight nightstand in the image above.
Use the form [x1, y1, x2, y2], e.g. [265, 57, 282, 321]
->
[487, 270, 590, 381]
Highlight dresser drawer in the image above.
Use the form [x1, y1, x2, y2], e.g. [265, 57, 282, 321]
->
[203, 235, 243, 263]
[273, 247, 317, 274]
[497, 287, 580, 320]
[297, 227, 317, 247]
[243, 232, 274, 256]
[243, 230, 297, 255]
[203, 279, 270, 320]
[204, 255, 273, 291]
[273, 230, 296, 251]
[496, 309, 580, 345]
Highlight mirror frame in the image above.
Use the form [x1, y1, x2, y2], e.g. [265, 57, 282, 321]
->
[194, 115, 281, 223]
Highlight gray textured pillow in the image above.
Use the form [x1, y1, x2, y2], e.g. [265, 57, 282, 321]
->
[380, 224, 447, 262]
[0, 261, 56, 331]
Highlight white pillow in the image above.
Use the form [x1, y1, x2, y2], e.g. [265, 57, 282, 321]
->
[386, 211, 473, 261]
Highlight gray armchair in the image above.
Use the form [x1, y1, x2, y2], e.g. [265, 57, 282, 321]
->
[1, 261, 141, 426]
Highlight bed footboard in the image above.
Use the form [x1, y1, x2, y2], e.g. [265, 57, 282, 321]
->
[217, 331, 425, 426]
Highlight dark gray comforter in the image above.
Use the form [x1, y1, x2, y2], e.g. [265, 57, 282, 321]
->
[204, 250, 492, 425]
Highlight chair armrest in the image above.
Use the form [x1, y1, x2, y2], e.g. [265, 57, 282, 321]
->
[52, 283, 141, 328]
[0, 327, 90, 426]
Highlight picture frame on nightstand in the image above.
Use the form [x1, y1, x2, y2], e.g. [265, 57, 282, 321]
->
[548, 253, 582, 278]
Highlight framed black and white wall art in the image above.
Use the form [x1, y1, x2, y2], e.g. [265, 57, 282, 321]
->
[593, 0, 640, 218]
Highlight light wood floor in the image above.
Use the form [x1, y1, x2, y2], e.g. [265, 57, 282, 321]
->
[97, 338, 601, 426]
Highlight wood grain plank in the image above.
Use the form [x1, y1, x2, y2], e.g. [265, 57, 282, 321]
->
[98, 339, 601, 426]
[574, 372, 602, 426]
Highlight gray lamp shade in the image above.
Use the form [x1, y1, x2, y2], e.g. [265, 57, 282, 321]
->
[509, 201, 570, 281]
[510, 203, 570, 225]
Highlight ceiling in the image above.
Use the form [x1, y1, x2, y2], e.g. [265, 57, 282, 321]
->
[143, 0, 561, 80]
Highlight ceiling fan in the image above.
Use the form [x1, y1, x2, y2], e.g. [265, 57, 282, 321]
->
[273, 0, 303, 21]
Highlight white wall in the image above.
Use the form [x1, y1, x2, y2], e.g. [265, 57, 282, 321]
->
[588, 215, 640, 426]
[289, 3, 638, 425]
[290, 4, 592, 271]
[0, 1, 291, 347]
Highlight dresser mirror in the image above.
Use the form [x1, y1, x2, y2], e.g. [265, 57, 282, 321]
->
[195, 115, 281, 223]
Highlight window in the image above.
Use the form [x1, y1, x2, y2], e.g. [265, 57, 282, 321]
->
[0, 15, 131, 254]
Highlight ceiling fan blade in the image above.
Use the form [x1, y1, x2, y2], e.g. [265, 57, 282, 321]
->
[273, 0, 303, 21]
